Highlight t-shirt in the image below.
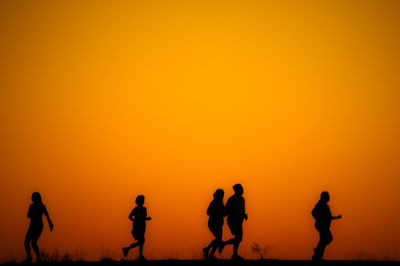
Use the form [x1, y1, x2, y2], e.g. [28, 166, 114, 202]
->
[130, 206, 147, 226]
[312, 201, 332, 228]
[226, 195, 245, 223]
[28, 203, 46, 226]
[207, 200, 224, 226]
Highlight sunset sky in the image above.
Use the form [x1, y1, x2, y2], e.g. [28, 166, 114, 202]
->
[1, 0, 400, 262]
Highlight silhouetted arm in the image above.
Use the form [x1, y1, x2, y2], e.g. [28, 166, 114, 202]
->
[224, 198, 231, 217]
[145, 208, 151, 221]
[242, 198, 248, 221]
[332, 215, 342, 219]
[128, 208, 135, 222]
[43, 205, 54, 231]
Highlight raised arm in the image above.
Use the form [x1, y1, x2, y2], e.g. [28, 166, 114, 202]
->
[43, 206, 54, 231]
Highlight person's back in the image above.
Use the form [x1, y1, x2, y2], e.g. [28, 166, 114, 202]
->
[207, 199, 224, 227]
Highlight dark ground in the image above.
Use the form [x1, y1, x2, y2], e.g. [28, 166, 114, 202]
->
[2, 260, 399, 266]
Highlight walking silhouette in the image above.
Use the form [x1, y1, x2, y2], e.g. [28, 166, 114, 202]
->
[311, 191, 342, 261]
[23, 192, 53, 263]
[219, 184, 248, 260]
[203, 189, 225, 260]
[123, 195, 151, 260]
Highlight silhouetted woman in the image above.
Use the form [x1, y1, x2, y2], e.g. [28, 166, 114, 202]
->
[123, 195, 151, 260]
[312, 191, 342, 261]
[24, 192, 53, 263]
[203, 189, 225, 260]
[219, 184, 248, 260]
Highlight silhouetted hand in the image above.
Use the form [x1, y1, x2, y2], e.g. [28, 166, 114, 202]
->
[49, 223, 54, 232]
[146, 217, 152, 221]
[333, 215, 342, 219]
[244, 214, 248, 221]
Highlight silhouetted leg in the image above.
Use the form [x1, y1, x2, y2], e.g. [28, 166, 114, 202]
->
[232, 231, 243, 258]
[233, 239, 239, 256]
[209, 239, 220, 257]
[203, 239, 216, 257]
[138, 240, 145, 259]
[31, 228, 42, 263]
[123, 241, 139, 257]
[24, 232, 32, 262]
[31, 240, 41, 262]
[313, 229, 332, 261]
[127, 242, 140, 250]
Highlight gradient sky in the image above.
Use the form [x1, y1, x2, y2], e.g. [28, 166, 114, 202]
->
[1, 0, 400, 262]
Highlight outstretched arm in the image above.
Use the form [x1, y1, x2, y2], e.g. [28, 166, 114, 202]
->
[43, 206, 54, 231]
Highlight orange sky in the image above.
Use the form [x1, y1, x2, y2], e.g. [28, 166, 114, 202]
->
[1, 0, 400, 262]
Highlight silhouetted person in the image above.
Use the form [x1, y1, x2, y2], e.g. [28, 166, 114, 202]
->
[219, 184, 248, 260]
[203, 189, 225, 260]
[123, 195, 151, 260]
[312, 191, 342, 261]
[24, 192, 53, 263]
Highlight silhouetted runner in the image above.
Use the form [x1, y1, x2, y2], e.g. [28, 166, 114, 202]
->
[219, 184, 248, 260]
[312, 191, 342, 261]
[23, 192, 53, 263]
[123, 195, 151, 260]
[203, 189, 224, 260]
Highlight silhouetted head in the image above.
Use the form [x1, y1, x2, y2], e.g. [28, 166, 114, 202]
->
[136, 195, 145, 206]
[31, 192, 42, 204]
[213, 189, 224, 201]
[233, 184, 243, 195]
[320, 191, 330, 203]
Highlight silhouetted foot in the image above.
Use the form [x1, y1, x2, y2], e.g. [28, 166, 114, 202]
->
[208, 255, 218, 261]
[218, 243, 225, 253]
[22, 256, 32, 263]
[138, 256, 146, 261]
[35, 258, 43, 263]
[202, 248, 209, 259]
[231, 254, 244, 261]
[122, 247, 129, 257]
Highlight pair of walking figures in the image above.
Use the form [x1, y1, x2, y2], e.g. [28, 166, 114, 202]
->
[203, 184, 248, 260]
